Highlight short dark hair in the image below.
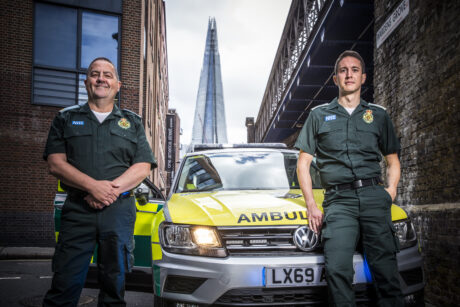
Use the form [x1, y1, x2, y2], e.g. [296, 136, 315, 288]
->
[334, 50, 366, 75]
[86, 57, 119, 80]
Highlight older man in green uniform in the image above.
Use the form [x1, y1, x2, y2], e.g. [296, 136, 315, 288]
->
[296, 50, 403, 306]
[43, 57, 157, 306]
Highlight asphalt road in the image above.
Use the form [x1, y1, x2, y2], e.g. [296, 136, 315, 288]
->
[0, 259, 154, 306]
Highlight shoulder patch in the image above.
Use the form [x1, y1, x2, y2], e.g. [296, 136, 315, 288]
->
[59, 105, 80, 113]
[311, 103, 329, 111]
[368, 103, 386, 111]
[122, 109, 141, 119]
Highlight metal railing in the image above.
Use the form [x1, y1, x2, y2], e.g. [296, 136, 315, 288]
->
[255, 0, 330, 142]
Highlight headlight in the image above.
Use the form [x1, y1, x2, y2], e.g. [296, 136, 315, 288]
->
[191, 227, 221, 247]
[160, 223, 227, 257]
[393, 219, 417, 249]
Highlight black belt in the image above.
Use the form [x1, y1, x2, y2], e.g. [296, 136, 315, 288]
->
[328, 177, 381, 192]
[67, 190, 133, 200]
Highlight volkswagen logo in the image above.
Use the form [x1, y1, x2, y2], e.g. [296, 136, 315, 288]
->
[293, 226, 319, 251]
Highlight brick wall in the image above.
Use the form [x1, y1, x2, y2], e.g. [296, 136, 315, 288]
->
[374, 0, 460, 305]
[0, 0, 56, 246]
[408, 204, 460, 305]
[149, 0, 169, 192]
[121, 0, 142, 114]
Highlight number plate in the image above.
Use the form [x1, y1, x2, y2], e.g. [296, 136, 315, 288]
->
[265, 265, 327, 287]
[265, 264, 362, 287]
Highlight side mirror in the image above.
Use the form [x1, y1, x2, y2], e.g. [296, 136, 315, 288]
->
[135, 183, 149, 206]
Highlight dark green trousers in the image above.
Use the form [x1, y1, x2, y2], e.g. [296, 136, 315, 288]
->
[43, 195, 136, 307]
[322, 185, 403, 307]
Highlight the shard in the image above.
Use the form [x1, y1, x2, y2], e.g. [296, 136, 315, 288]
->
[191, 18, 228, 144]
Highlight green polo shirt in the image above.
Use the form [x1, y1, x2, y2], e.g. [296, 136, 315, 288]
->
[295, 98, 400, 188]
[44, 103, 157, 189]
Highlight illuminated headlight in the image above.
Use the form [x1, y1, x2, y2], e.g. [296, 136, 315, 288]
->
[191, 227, 221, 247]
[160, 223, 227, 257]
[393, 219, 417, 249]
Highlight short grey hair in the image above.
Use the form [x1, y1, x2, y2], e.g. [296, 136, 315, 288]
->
[86, 57, 119, 80]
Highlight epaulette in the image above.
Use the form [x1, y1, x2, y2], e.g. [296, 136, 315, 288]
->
[368, 103, 386, 111]
[59, 105, 80, 113]
[122, 109, 141, 119]
[311, 103, 329, 111]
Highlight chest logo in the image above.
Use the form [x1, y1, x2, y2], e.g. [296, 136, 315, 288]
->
[324, 115, 336, 121]
[72, 121, 84, 126]
[363, 110, 373, 124]
[118, 118, 131, 129]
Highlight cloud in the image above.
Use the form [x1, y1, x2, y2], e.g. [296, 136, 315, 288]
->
[165, 0, 291, 144]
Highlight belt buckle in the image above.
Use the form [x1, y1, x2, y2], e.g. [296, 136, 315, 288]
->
[353, 180, 363, 189]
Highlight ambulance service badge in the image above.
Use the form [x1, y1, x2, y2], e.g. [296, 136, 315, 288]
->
[363, 110, 373, 124]
[118, 118, 131, 129]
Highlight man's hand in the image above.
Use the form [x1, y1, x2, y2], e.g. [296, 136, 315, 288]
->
[384, 153, 401, 202]
[307, 202, 323, 234]
[47, 154, 120, 206]
[84, 194, 105, 210]
[87, 181, 120, 206]
[385, 186, 397, 201]
[297, 150, 323, 234]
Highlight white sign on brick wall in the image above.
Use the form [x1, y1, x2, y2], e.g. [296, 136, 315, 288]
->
[376, 0, 410, 48]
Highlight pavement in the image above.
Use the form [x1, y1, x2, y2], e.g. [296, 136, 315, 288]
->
[0, 247, 54, 260]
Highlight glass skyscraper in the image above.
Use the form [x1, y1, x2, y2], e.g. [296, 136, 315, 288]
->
[192, 18, 228, 144]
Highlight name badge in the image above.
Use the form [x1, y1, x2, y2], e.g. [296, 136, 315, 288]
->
[324, 115, 336, 121]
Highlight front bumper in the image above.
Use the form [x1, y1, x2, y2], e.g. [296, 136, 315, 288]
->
[396, 244, 425, 296]
[153, 244, 424, 306]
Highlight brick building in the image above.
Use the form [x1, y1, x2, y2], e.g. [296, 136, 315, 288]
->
[0, 0, 173, 247]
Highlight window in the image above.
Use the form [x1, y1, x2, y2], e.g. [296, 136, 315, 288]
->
[175, 152, 321, 193]
[33, 2, 120, 107]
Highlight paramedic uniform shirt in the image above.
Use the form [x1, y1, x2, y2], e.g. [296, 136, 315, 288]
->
[295, 98, 400, 188]
[43, 102, 157, 187]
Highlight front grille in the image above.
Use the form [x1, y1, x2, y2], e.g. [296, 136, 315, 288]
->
[214, 285, 372, 306]
[164, 275, 207, 294]
[400, 267, 424, 286]
[218, 225, 320, 255]
[215, 287, 327, 305]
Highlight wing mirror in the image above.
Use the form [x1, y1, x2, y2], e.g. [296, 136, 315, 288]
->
[135, 183, 149, 206]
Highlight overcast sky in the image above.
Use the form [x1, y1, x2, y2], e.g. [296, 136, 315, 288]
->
[165, 0, 291, 144]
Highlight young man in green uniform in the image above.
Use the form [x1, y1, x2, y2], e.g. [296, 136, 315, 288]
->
[43, 57, 157, 306]
[295, 50, 403, 306]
